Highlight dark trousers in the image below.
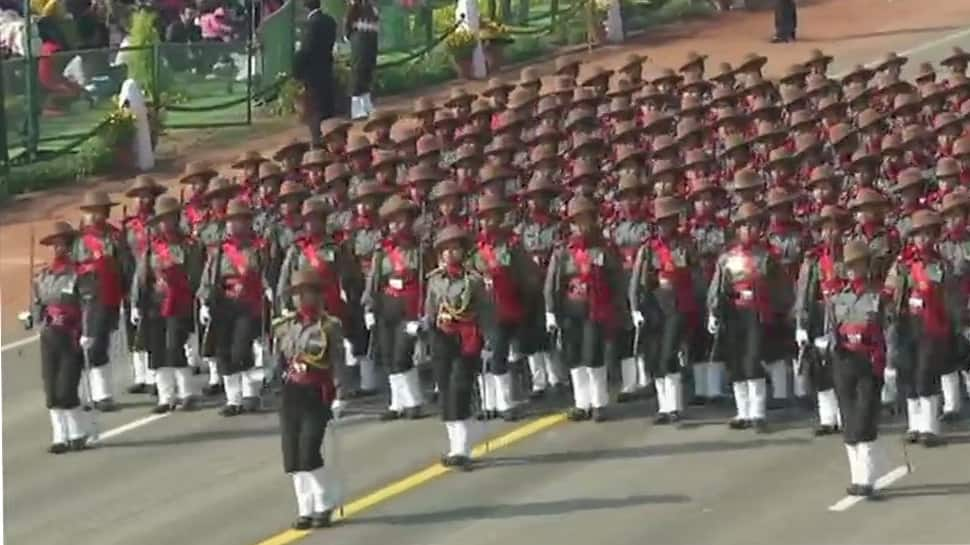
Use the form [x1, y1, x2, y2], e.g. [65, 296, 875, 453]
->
[560, 305, 616, 369]
[897, 319, 946, 399]
[41, 327, 83, 409]
[376, 297, 417, 374]
[146, 314, 192, 369]
[279, 382, 331, 473]
[349, 31, 378, 96]
[214, 299, 261, 375]
[833, 350, 881, 445]
[83, 303, 119, 367]
[643, 310, 686, 377]
[774, 0, 797, 38]
[430, 330, 477, 421]
[723, 307, 766, 382]
[486, 322, 517, 374]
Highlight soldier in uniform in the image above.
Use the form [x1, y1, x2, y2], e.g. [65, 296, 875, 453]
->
[817, 240, 887, 498]
[424, 226, 492, 469]
[937, 189, 970, 421]
[545, 196, 627, 422]
[630, 197, 701, 423]
[231, 151, 268, 206]
[197, 199, 271, 416]
[178, 161, 218, 236]
[273, 268, 343, 530]
[847, 188, 899, 280]
[122, 175, 166, 394]
[273, 140, 310, 183]
[707, 202, 787, 432]
[607, 173, 653, 402]
[253, 163, 285, 238]
[74, 190, 131, 413]
[322, 163, 355, 244]
[468, 194, 536, 420]
[130, 196, 204, 413]
[795, 205, 851, 435]
[517, 175, 566, 397]
[24, 222, 90, 453]
[268, 181, 311, 290]
[885, 209, 960, 447]
[363, 195, 428, 420]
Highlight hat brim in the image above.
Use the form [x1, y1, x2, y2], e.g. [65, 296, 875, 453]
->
[287, 280, 323, 294]
[732, 211, 765, 225]
[148, 208, 180, 224]
[79, 200, 119, 210]
[225, 210, 254, 220]
[178, 170, 218, 185]
[273, 143, 310, 161]
[765, 195, 800, 209]
[231, 158, 267, 169]
[434, 234, 469, 252]
[125, 186, 166, 198]
[39, 231, 76, 245]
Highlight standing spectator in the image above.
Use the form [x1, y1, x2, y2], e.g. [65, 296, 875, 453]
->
[36, 17, 90, 114]
[294, 0, 336, 147]
[345, 0, 379, 120]
[199, 6, 233, 42]
[165, 6, 202, 72]
[772, 0, 797, 43]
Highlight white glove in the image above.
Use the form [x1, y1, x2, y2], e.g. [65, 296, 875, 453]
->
[813, 336, 830, 351]
[632, 311, 645, 327]
[331, 398, 345, 419]
[404, 321, 420, 336]
[707, 315, 719, 335]
[199, 304, 211, 326]
[17, 310, 33, 330]
[264, 287, 273, 302]
[340, 288, 348, 302]
[545, 312, 558, 332]
[130, 307, 141, 326]
[795, 328, 809, 347]
[883, 367, 897, 380]
[962, 328, 970, 343]
[364, 312, 376, 330]
[79, 336, 94, 350]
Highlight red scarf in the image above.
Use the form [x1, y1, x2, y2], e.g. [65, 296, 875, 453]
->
[381, 234, 420, 318]
[768, 219, 799, 236]
[78, 225, 123, 307]
[298, 236, 346, 322]
[477, 229, 525, 324]
[909, 249, 950, 338]
[49, 255, 72, 273]
[153, 234, 193, 318]
[651, 236, 700, 328]
[222, 235, 264, 315]
[818, 245, 843, 298]
[567, 235, 617, 333]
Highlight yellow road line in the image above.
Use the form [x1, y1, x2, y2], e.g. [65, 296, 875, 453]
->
[253, 412, 568, 545]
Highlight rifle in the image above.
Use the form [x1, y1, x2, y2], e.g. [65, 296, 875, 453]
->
[706, 267, 726, 363]
[133, 223, 153, 350]
[200, 242, 224, 357]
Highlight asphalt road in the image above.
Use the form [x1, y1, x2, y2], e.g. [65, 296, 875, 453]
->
[6, 25, 970, 545]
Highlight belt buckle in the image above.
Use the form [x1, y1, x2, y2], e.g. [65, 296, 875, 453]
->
[848, 333, 862, 344]
[389, 278, 404, 290]
[739, 289, 754, 301]
[908, 296, 923, 309]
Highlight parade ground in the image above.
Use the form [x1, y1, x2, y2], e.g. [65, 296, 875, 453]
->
[5, 1, 970, 545]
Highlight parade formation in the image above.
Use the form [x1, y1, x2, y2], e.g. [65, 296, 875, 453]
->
[20, 44, 970, 530]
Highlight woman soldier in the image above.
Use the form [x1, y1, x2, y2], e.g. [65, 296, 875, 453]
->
[273, 267, 344, 529]
[423, 226, 491, 470]
[630, 197, 702, 424]
[816, 240, 887, 498]
[706, 202, 787, 433]
[345, 0, 380, 119]
[22, 222, 90, 453]
[545, 196, 628, 422]
[130, 196, 204, 413]
[885, 209, 962, 447]
[363, 194, 430, 420]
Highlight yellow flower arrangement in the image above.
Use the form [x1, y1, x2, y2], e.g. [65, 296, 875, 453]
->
[101, 107, 137, 147]
[445, 27, 478, 60]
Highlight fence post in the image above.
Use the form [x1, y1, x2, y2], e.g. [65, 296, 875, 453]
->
[0, 59, 8, 174]
[550, 0, 559, 32]
[247, 4, 254, 125]
[22, 0, 37, 161]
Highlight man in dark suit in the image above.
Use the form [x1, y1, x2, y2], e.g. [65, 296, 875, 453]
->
[295, 0, 338, 147]
[772, 0, 797, 43]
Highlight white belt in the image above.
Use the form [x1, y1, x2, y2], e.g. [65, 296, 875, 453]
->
[353, 21, 379, 32]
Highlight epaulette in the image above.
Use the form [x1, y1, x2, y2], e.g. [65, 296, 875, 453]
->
[271, 311, 296, 331]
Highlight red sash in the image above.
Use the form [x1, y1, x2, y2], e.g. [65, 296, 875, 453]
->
[838, 321, 886, 378]
[439, 315, 484, 357]
[223, 242, 263, 314]
[153, 240, 193, 318]
[909, 260, 950, 338]
[46, 303, 81, 336]
[568, 240, 617, 332]
[653, 238, 700, 328]
[383, 243, 420, 318]
[79, 232, 123, 307]
[299, 240, 346, 322]
[478, 240, 525, 324]
[818, 248, 843, 298]
[730, 248, 774, 324]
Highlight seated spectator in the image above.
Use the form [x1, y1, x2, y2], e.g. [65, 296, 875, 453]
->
[36, 17, 90, 114]
[165, 6, 202, 72]
[199, 6, 233, 42]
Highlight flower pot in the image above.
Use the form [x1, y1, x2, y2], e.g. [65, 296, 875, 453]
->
[588, 20, 607, 44]
[483, 42, 506, 75]
[114, 143, 135, 172]
[452, 55, 476, 80]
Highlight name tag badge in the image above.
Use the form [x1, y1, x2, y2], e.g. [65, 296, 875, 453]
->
[323, 249, 335, 262]
[593, 252, 605, 267]
[739, 289, 754, 301]
[908, 296, 924, 309]
[848, 333, 862, 344]
[389, 278, 404, 290]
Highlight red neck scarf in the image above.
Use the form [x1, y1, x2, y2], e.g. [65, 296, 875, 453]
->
[49, 255, 72, 273]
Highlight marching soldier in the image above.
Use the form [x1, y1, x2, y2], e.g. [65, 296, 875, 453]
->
[197, 199, 271, 416]
[607, 173, 653, 402]
[268, 180, 311, 291]
[847, 188, 899, 279]
[424, 226, 492, 469]
[122, 175, 166, 395]
[817, 240, 887, 498]
[707, 202, 787, 433]
[178, 161, 218, 236]
[253, 163, 286, 238]
[794, 205, 851, 435]
[937, 189, 970, 421]
[24, 222, 90, 453]
[130, 196, 204, 413]
[273, 268, 343, 530]
[517, 175, 566, 397]
[545, 196, 628, 422]
[73, 190, 131, 413]
[884, 209, 960, 447]
[363, 195, 428, 420]
[232, 151, 268, 206]
[630, 197, 701, 423]
[468, 194, 537, 421]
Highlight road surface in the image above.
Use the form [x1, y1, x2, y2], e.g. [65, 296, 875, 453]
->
[5, 19, 970, 545]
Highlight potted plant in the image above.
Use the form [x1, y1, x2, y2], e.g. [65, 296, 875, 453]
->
[100, 107, 137, 171]
[445, 27, 478, 79]
[480, 19, 513, 74]
[588, 0, 610, 44]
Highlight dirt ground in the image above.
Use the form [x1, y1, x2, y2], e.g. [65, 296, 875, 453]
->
[3, 0, 970, 340]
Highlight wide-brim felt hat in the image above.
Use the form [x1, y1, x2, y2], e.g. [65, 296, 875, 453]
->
[687, 177, 724, 199]
[842, 240, 870, 264]
[450, 145, 484, 168]
[434, 225, 470, 251]
[731, 169, 764, 191]
[651, 159, 681, 179]
[615, 172, 643, 196]
[79, 190, 119, 210]
[841, 64, 874, 84]
[362, 110, 400, 133]
[471, 98, 496, 118]
[765, 186, 800, 208]
[732, 202, 765, 225]
[892, 167, 925, 193]
[522, 174, 562, 196]
[301, 197, 332, 218]
[353, 180, 393, 202]
[178, 161, 218, 184]
[231, 150, 267, 169]
[875, 51, 908, 71]
[273, 139, 310, 161]
[379, 194, 418, 220]
[620, 52, 649, 72]
[287, 267, 323, 293]
[683, 149, 713, 170]
[941, 46, 970, 67]
[324, 163, 353, 185]
[125, 175, 166, 198]
[614, 146, 647, 167]
[566, 195, 598, 220]
[580, 66, 615, 86]
[320, 118, 353, 139]
[934, 112, 963, 134]
[480, 163, 516, 185]
[411, 97, 437, 116]
[767, 148, 797, 168]
[678, 51, 706, 72]
[554, 56, 582, 74]
[149, 196, 181, 224]
[940, 188, 970, 215]
[909, 209, 943, 234]
[444, 88, 476, 108]
[477, 194, 512, 216]
[430, 179, 463, 202]
[370, 149, 401, 170]
[654, 196, 685, 220]
[40, 221, 77, 245]
[301, 149, 328, 168]
[848, 188, 889, 210]
[407, 164, 444, 186]
[806, 165, 838, 187]
[737, 53, 768, 72]
[482, 78, 516, 97]
[815, 204, 849, 227]
[805, 48, 834, 67]
[346, 134, 374, 156]
[278, 180, 311, 200]
[225, 198, 254, 220]
[204, 178, 240, 200]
